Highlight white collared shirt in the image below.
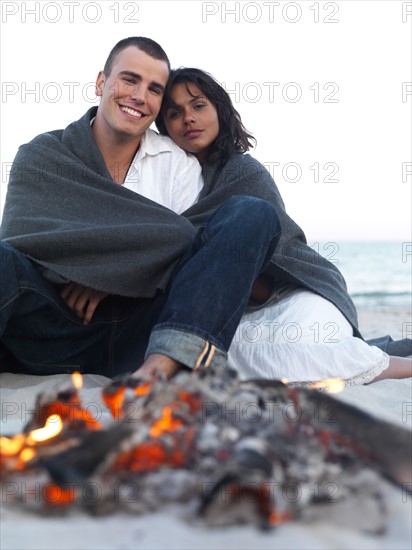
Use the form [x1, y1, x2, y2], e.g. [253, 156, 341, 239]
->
[123, 129, 203, 214]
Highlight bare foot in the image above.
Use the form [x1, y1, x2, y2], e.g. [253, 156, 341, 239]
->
[132, 353, 182, 380]
[370, 356, 412, 382]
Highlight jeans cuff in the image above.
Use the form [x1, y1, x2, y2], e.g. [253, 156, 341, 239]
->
[145, 327, 227, 370]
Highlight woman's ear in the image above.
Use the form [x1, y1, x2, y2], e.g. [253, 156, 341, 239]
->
[95, 71, 105, 97]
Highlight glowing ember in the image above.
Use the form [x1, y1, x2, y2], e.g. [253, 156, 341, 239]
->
[43, 483, 76, 506]
[269, 510, 293, 525]
[102, 386, 126, 419]
[150, 406, 183, 438]
[114, 440, 187, 472]
[134, 381, 151, 396]
[102, 381, 152, 420]
[310, 378, 345, 394]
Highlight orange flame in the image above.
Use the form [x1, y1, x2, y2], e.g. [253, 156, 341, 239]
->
[310, 378, 345, 394]
[0, 434, 26, 457]
[19, 448, 36, 463]
[150, 406, 183, 438]
[1, 416, 64, 471]
[40, 391, 102, 431]
[26, 415, 63, 444]
[1, 416, 63, 458]
[71, 371, 83, 390]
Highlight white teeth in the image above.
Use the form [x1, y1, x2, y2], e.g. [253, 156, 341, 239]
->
[121, 106, 143, 118]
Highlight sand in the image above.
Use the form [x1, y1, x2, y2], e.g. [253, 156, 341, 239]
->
[357, 308, 411, 341]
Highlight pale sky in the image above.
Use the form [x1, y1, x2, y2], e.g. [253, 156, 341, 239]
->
[1, 0, 411, 242]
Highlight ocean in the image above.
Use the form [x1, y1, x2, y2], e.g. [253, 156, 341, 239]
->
[312, 241, 412, 311]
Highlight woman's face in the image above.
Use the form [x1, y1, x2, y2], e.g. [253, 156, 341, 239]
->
[164, 83, 219, 164]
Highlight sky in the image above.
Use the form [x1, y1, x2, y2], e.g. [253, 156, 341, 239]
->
[1, 0, 411, 243]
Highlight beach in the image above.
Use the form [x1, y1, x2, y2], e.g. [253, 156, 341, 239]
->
[1, 305, 411, 550]
[357, 307, 411, 341]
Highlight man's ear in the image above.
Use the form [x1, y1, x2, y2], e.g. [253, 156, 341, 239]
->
[95, 71, 105, 97]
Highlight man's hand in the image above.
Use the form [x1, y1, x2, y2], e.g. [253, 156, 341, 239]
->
[133, 353, 182, 379]
[60, 282, 108, 324]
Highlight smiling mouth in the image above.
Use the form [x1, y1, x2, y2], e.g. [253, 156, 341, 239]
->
[120, 106, 145, 118]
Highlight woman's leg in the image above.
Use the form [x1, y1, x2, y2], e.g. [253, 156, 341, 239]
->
[227, 290, 392, 385]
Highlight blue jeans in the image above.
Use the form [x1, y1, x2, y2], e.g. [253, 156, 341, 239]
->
[0, 196, 281, 376]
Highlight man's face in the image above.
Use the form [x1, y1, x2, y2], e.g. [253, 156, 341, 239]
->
[95, 46, 169, 142]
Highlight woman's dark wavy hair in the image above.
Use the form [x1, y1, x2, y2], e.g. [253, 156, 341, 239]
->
[156, 68, 256, 167]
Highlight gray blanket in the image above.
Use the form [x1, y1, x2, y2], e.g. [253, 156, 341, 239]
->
[0, 107, 195, 297]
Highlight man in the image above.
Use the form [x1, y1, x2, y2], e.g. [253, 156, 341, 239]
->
[0, 37, 281, 379]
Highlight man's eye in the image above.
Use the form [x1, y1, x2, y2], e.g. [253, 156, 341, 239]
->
[150, 87, 162, 95]
[123, 78, 135, 84]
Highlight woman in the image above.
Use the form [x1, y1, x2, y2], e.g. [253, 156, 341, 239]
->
[155, 68, 411, 385]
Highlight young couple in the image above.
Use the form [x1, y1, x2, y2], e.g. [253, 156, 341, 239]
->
[0, 37, 410, 385]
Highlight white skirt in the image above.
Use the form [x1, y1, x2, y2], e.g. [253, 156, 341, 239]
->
[227, 289, 390, 387]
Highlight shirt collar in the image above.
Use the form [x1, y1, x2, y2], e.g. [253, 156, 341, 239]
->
[89, 119, 172, 161]
[136, 128, 173, 159]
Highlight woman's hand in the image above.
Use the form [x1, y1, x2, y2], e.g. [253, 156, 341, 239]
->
[60, 282, 108, 324]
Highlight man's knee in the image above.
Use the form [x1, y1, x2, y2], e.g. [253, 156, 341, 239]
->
[230, 196, 280, 235]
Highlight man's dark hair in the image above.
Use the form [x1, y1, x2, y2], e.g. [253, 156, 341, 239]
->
[103, 37, 171, 77]
[156, 68, 256, 168]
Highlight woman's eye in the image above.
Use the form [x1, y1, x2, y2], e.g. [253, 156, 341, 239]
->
[168, 111, 180, 119]
[194, 103, 206, 110]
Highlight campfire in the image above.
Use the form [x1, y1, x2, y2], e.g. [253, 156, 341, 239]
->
[1, 366, 410, 532]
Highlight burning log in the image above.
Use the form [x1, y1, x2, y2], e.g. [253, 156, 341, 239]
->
[23, 370, 102, 432]
[242, 378, 412, 488]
